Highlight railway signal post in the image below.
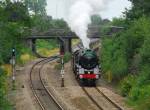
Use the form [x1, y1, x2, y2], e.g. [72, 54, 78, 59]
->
[61, 56, 64, 87]
[11, 48, 16, 89]
[60, 40, 65, 87]
[12, 48, 16, 80]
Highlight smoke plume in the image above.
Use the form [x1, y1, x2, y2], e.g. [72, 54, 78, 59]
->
[67, 0, 111, 49]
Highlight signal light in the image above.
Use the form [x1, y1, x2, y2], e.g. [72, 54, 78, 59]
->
[60, 44, 65, 56]
[12, 48, 16, 56]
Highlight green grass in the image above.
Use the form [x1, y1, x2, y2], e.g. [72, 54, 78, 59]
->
[36, 39, 58, 50]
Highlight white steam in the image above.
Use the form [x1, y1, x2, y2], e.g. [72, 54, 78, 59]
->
[67, 0, 111, 49]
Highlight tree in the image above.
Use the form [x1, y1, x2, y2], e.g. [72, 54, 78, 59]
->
[24, 0, 47, 15]
[112, 18, 127, 27]
[91, 14, 102, 25]
[52, 19, 69, 29]
[0, 1, 31, 63]
[4, 1, 30, 25]
[101, 34, 128, 80]
[125, 0, 150, 21]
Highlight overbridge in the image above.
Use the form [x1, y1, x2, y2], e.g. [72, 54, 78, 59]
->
[25, 26, 124, 57]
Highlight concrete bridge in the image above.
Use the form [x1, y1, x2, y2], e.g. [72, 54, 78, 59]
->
[24, 26, 124, 57]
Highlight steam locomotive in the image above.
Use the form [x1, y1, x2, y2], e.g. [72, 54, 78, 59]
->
[72, 49, 100, 86]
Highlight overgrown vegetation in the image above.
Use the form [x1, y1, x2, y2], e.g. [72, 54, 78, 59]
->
[101, 0, 150, 109]
[0, 0, 68, 64]
[0, 68, 12, 110]
[0, 0, 68, 109]
[36, 39, 59, 57]
[55, 52, 72, 70]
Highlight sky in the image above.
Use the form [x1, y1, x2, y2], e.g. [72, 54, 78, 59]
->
[46, 0, 132, 20]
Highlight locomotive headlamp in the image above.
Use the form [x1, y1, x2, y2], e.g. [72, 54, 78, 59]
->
[79, 68, 84, 74]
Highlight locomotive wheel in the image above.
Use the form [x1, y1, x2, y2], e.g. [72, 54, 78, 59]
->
[78, 79, 96, 87]
[87, 79, 96, 87]
[79, 79, 85, 86]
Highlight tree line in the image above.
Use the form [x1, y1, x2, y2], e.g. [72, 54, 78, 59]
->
[0, 0, 68, 64]
[101, 0, 150, 109]
[0, 0, 68, 109]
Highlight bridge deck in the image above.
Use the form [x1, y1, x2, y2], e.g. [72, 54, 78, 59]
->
[27, 35, 105, 39]
[27, 26, 124, 39]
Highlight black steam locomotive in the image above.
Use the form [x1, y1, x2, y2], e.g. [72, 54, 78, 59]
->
[72, 49, 100, 86]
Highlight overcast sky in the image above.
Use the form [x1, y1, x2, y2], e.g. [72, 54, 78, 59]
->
[46, 0, 132, 20]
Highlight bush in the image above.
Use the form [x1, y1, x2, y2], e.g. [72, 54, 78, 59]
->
[63, 52, 72, 63]
[101, 35, 128, 80]
[119, 75, 136, 96]
[0, 55, 3, 65]
[55, 52, 72, 70]
[140, 37, 150, 63]
[128, 86, 140, 101]
[125, 17, 150, 58]
[16, 47, 35, 65]
[129, 85, 150, 103]
[124, 65, 150, 109]
[36, 39, 58, 50]
[0, 68, 12, 110]
[137, 64, 150, 86]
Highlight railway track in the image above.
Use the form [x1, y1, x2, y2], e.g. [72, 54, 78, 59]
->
[95, 87, 123, 110]
[81, 87, 123, 110]
[29, 56, 63, 110]
[82, 87, 103, 110]
[74, 40, 122, 110]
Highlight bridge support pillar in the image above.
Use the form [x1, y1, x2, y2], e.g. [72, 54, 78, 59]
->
[64, 38, 72, 53]
[58, 38, 72, 54]
[25, 39, 33, 49]
[32, 39, 36, 52]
